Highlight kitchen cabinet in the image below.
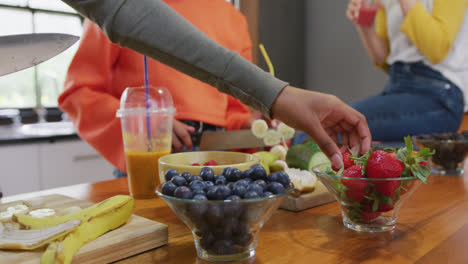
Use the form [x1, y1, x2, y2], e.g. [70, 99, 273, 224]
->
[0, 139, 114, 196]
[0, 144, 41, 196]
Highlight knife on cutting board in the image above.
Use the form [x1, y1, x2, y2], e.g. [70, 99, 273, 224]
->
[0, 33, 79, 76]
[198, 129, 266, 150]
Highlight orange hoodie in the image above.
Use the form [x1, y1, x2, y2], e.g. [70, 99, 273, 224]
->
[59, 0, 253, 172]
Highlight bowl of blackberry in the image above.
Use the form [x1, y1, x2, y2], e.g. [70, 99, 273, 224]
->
[156, 164, 293, 262]
[413, 131, 468, 175]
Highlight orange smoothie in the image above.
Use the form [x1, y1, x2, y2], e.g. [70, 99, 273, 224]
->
[125, 151, 170, 199]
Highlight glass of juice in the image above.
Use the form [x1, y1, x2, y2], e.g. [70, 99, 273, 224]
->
[355, 0, 380, 27]
[117, 86, 175, 199]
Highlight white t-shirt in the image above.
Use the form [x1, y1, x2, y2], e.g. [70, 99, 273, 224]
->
[382, 0, 468, 109]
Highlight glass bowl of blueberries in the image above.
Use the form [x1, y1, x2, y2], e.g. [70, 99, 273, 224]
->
[156, 164, 293, 262]
[413, 131, 468, 175]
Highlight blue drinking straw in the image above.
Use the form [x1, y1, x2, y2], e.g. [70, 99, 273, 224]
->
[144, 56, 152, 151]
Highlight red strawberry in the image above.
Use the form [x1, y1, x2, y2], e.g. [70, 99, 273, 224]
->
[360, 211, 381, 221]
[366, 150, 404, 196]
[332, 150, 354, 171]
[377, 193, 396, 212]
[203, 160, 218, 166]
[341, 165, 369, 202]
[192, 163, 201, 166]
[413, 151, 429, 167]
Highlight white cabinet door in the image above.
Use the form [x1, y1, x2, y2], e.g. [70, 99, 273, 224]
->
[0, 144, 40, 196]
[39, 140, 114, 189]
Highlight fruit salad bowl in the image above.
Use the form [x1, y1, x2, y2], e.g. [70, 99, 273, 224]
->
[412, 133, 468, 175]
[156, 165, 293, 262]
[313, 169, 421, 232]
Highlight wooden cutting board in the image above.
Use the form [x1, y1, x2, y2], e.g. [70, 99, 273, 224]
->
[0, 194, 168, 264]
[280, 181, 336, 212]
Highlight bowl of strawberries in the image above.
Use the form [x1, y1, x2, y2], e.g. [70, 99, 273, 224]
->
[313, 137, 434, 232]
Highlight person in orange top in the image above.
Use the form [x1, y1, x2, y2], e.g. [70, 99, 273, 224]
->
[59, 0, 256, 174]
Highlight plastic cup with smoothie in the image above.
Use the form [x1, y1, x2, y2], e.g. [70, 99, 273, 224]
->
[117, 86, 175, 199]
[355, 0, 380, 27]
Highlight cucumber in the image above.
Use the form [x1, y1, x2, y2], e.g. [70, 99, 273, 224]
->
[286, 141, 331, 172]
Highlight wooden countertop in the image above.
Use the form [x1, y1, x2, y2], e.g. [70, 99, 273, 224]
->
[4, 171, 468, 264]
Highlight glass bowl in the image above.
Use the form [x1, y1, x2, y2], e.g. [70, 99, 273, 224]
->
[158, 151, 260, 183]
[156, 183, 293, 262]
[313, 168, 421, 232]
[412, 135, 468, 175]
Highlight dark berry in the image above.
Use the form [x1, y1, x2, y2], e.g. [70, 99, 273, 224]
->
[211, 240, 234, 255]
[221, 167, 233, 177]
[193, 188, 206, 196]
[200, 232, 216, 249]
[180, 172, 192, 182]
[227, 182, 234, 190]
[200, 167, 215, 182]
[188, 175, 203, 183]
[171, 175, 187, 186]
[226, 168, 242, 182]
[164, 169, 179, 182]
[207, 186, 221, 200]
[254, 180, 267, 189]
[244, 191, 260, 199]
[233, 232, 253, 247]
[206, 205, 224, 225]
[242, 168, 253, 179]
[174, 186, 192, 199]
[226, 195, 241, 201]
[250, 164, 267, 180]
[244, 177, 253, 184]
[247, 183, 263, 196]
[189, 180, 205, 192]
[217, 185, 232, 199]
[267, 182, 285, 194]
[263, 191, 274, 197]
[276, 171, 291, 187]
[204, 181, 214, 191]
[234, 179, 249, 188]
[161, 181, 177, 196]
[266, 172, 279, 182]
[193, 194, 208, 201]
[232, 185, 247, 198]
[214, 175, 227, 185]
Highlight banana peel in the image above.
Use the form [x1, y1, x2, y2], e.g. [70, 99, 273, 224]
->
[55, 197, 134, 264]
[0, 220, 80, 250]
[41, 242, 58, 264]
[15, 195, 132, 230]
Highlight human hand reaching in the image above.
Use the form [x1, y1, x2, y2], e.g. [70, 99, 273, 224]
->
[271, 86, 372, 169]
[172, 120, 195, 152]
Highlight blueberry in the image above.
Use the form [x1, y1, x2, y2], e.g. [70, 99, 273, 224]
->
[232, 185, 247, 198]
[267, 182, 285, 194]
[180, 172, 192, 182]
[247, 183, 263, 196]
[250, 164, 267, 180]
[244, 177, 253, 184]
[204, 181, 214, 191]
[207, 186, 225, 200]
[217, 185, 232, 199]
[189, 180, 205, 192]
[161, 181, 177, 196]
[221, 167, 233, 177]
[254, 180, 267, 189]
[233, 232, 253, 247]
[188, 175, 203, 183]
[234, 179, 249, 188]
[242, 168, 253, 179]
[244, 191, 260, 199]
[193, 194, 208, 201]
[276, 171, 291, 187]
[263, 191, 274, 197]
[200, 232, 215, 249]
[227, 182, 234, 190]
[164, 169, 179, 182]
[206, 204, 224, 225]
[226, 195, 241, 201]
[214, 175, 227, 185]
[192, 188, 206, 196]
[174, 186, 192, 199]
[171, 175, 187, 186]
[211, 240, 234, 255]
[266, 172, 279, 182]
[200, 167, 215, 182]
[226, 168, 242, 182]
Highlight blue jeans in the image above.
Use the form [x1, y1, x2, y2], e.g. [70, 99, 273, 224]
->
[293, 62, 465, 147]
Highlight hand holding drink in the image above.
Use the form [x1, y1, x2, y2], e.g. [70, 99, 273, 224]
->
[347, 0, 383, 27]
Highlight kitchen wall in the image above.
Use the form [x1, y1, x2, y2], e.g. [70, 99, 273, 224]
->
[305, 1, 387, 104]
[259, 1, 388, 104]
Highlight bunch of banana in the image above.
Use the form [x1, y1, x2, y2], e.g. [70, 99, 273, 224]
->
[0, 195, 134, 264]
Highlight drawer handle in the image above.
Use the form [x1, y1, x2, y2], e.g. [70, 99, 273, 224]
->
[73, 154, 101, 162]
